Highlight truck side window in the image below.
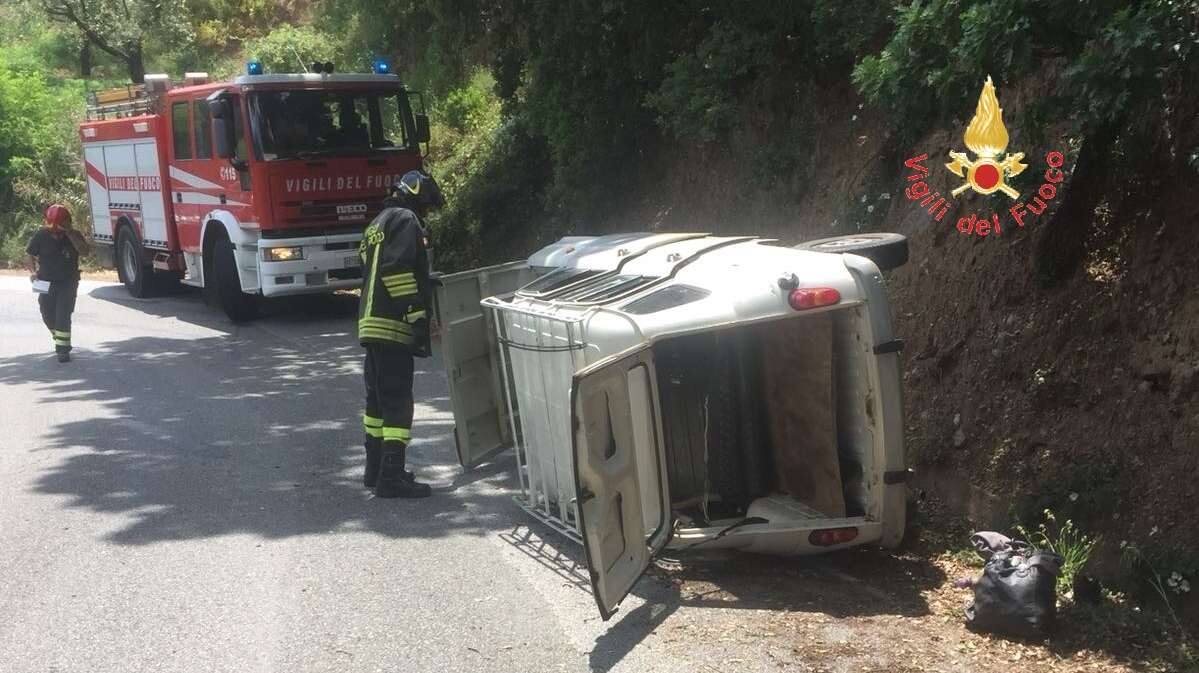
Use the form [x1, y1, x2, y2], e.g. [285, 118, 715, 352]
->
[228, 94, 247, 162]
[622, 285, 710, 315]
[376, 94, 408, 148]
[171, 102, 192, 160]
[193, 100, 212, 159]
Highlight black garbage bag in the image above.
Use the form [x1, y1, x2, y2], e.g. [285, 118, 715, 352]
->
[964, 533, 1063, 639]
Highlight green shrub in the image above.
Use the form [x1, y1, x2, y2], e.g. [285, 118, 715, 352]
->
[242, 26, 347, 75]
[1015, 509, 1101, 595]
[645, 20, 774, 142]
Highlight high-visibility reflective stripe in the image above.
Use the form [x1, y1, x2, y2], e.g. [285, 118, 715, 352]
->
[360, 324, 409, 337]
[382, 272, 418, 297]
[363, 237, 382, 322]
[385, 286, 418, 299]
[382, 271, 414, 283]
[363, 414, 384, 438]
[53, 330, 71, 346]
[383, 279, 417, 292]
[360, 316, 412, 329]
[360, 318, 414, 335]
[359, 328, 415, 344]
[382, 426, 411, 442]
[358, 325, 414, 340]
[405, 309, 427, 321]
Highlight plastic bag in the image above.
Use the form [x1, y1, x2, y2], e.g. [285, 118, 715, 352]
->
[964, 533, 1063, 639]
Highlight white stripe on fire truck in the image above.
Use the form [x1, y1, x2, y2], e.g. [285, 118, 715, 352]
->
[168, 166, 223, 190]
[176, 193, 249, 207]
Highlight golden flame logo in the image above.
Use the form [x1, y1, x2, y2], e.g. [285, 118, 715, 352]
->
[945, 77, 1026, 198]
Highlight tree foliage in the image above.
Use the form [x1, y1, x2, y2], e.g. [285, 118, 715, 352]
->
[853, 0, 1199, 155]
[0, 49, 86, 265]
[190, 0, 297, 54]
[40, 0, 193, 82]
[242, 25, 347, 75]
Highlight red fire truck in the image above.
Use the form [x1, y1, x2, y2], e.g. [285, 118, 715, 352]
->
[79, 62, 429, 321]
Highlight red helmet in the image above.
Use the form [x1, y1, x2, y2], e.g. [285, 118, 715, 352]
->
[45, 204, 71, 228]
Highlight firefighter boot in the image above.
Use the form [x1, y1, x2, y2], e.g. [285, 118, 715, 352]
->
[363, 438, 382, 488]
[364, 438, 414, 488]
[374, 445, 431, 499]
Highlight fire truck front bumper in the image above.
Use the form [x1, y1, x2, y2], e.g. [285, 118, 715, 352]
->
[257, 232, 363, 297]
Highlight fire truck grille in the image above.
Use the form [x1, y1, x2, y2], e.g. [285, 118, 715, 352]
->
[261, 226, 369, 239]
[272, 195, 387, 231]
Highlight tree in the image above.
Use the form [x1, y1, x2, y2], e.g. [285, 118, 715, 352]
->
[41, 0, 191, 82]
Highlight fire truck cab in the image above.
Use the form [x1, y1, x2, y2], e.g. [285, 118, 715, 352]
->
[79, 64, 428, 321]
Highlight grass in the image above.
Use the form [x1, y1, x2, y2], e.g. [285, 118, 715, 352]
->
[1014, 509, 1101, 595]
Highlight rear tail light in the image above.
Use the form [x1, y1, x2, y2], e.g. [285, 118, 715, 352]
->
[787, 287, 841, 310]
[808, 527, 859, 547]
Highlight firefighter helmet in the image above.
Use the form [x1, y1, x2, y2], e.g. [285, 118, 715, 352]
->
[44, 204, 71, 229]
[390, 170, 444, 214]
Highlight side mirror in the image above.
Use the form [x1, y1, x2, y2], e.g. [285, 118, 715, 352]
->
[209, 98, 235, 159]
[414, 114, 430, 144]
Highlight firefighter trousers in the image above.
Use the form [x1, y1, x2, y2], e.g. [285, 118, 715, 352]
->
[362, 343, 416, 451]
[38, 281, 78, 354]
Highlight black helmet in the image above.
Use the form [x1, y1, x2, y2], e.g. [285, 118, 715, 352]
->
[389, 170, 444, 214]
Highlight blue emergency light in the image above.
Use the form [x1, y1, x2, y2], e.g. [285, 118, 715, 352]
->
[246, 60, 264, 75]
[372, 59, 390, 74]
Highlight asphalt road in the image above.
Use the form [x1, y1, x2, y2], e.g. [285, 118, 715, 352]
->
[1, 275, 884, 673]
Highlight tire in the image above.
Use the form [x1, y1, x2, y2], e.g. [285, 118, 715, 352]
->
[213, 237, 261, 322]
[793, 232, 909, 271]
[115, 226, 182, 297]
[116, 226, 152, 297]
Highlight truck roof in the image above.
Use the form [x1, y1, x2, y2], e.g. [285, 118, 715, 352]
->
[524, 232, 862, 305]
[231, 73, 403, 87]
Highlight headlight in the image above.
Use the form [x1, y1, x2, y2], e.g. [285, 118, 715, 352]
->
[264, 246, 304, 262]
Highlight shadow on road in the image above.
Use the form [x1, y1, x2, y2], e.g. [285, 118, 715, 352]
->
[487, 515, 945, 672]
[84, 283, 368, 333]
[0, 286, 520, 548]
[589, 547, 945, 671]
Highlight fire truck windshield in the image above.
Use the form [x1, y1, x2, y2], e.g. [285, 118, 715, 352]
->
[247, 88, 419, 160]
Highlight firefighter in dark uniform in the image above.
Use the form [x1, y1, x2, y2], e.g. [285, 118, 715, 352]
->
[358, 170, 443, 498]
[24, 204, 91, 363]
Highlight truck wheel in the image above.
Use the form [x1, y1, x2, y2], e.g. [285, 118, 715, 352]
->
[116, 226, 153, 297]
[213, 238, 261, 322]
[793, 233, 909, 271]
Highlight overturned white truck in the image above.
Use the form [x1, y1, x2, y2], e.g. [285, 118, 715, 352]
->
[433, 231, 913, 619]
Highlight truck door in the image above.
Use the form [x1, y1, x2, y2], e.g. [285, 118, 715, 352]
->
[433, 261, 537, 470]
[571, 345, 672, 620]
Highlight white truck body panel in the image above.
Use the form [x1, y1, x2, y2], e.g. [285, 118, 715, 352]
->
[436, 232, 909, 619]
[83, 137, 168, 249]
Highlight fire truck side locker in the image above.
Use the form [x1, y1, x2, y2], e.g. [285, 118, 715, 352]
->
[81, 113, 175, 281]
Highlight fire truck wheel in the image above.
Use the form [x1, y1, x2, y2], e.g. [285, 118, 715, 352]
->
[116, 226, 153, 298]
[792, 233, 909, 271]
[214, 238, 261, 322]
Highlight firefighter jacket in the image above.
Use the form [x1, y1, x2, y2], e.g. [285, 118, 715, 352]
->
[358, 206, 431, 355]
